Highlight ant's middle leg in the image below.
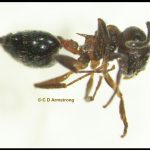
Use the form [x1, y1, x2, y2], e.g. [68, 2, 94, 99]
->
[85, 74, 103, 101]
[83, 65, 115, 101]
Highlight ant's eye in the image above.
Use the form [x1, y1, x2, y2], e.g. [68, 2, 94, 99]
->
[125, 41, 138, 48]
[134, 33, 145, 41]
[12, 37, 19, 41]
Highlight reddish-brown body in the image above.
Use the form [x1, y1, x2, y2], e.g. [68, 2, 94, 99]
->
[1, 19, 150, 138]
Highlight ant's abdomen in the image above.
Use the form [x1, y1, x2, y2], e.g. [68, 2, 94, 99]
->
[0, 31, 61, 67]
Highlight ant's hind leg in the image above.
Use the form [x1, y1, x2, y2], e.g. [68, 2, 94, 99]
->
[34, 71, 92, 89]
[34, 71, 73, 89]
[55, 54, 87, 73]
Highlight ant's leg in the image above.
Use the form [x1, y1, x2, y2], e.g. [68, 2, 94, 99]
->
[35, 52, 91, 88]
[34, 64, 113, 90]
[79, 65, 115, 101]
[119, 96, 128, 138]
[103, 68, 122, 108]
[34, 72, 90, 89]
[103, 72, 123, 107]
[102, 54, 128, 138]
[103, 71, 128, 138]
[34, 71, 73, 88]
[34, 55, 100, 90]
[102, 52, 128, 107]
[84, 59, 104, 101]
[85, 75, 103, 101]
[66, 73, 90, 87]
[84, 73, 94, 101]
[55, 54, 88, 72]
[34, 71, 92, 89]
[63, 61, 114, 90]
[78, 65, 115, 73]
[61, 65, 112, 91]
[83, 65, 115, 101]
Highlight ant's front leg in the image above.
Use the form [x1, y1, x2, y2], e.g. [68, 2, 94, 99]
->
[103, 66, 128, 138]
[103, 53, 128, 107]
[102, 53, 128, 138]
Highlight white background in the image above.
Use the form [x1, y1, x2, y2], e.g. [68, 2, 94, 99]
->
[0, 2, 150, 148]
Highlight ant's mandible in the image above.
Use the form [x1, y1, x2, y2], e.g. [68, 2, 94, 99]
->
[0, 18, 150, 138]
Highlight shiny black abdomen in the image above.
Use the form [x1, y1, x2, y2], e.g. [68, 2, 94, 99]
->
[1, 31, 61, 67]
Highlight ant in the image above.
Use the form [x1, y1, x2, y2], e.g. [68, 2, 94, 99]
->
[0, 18, 150, 138]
